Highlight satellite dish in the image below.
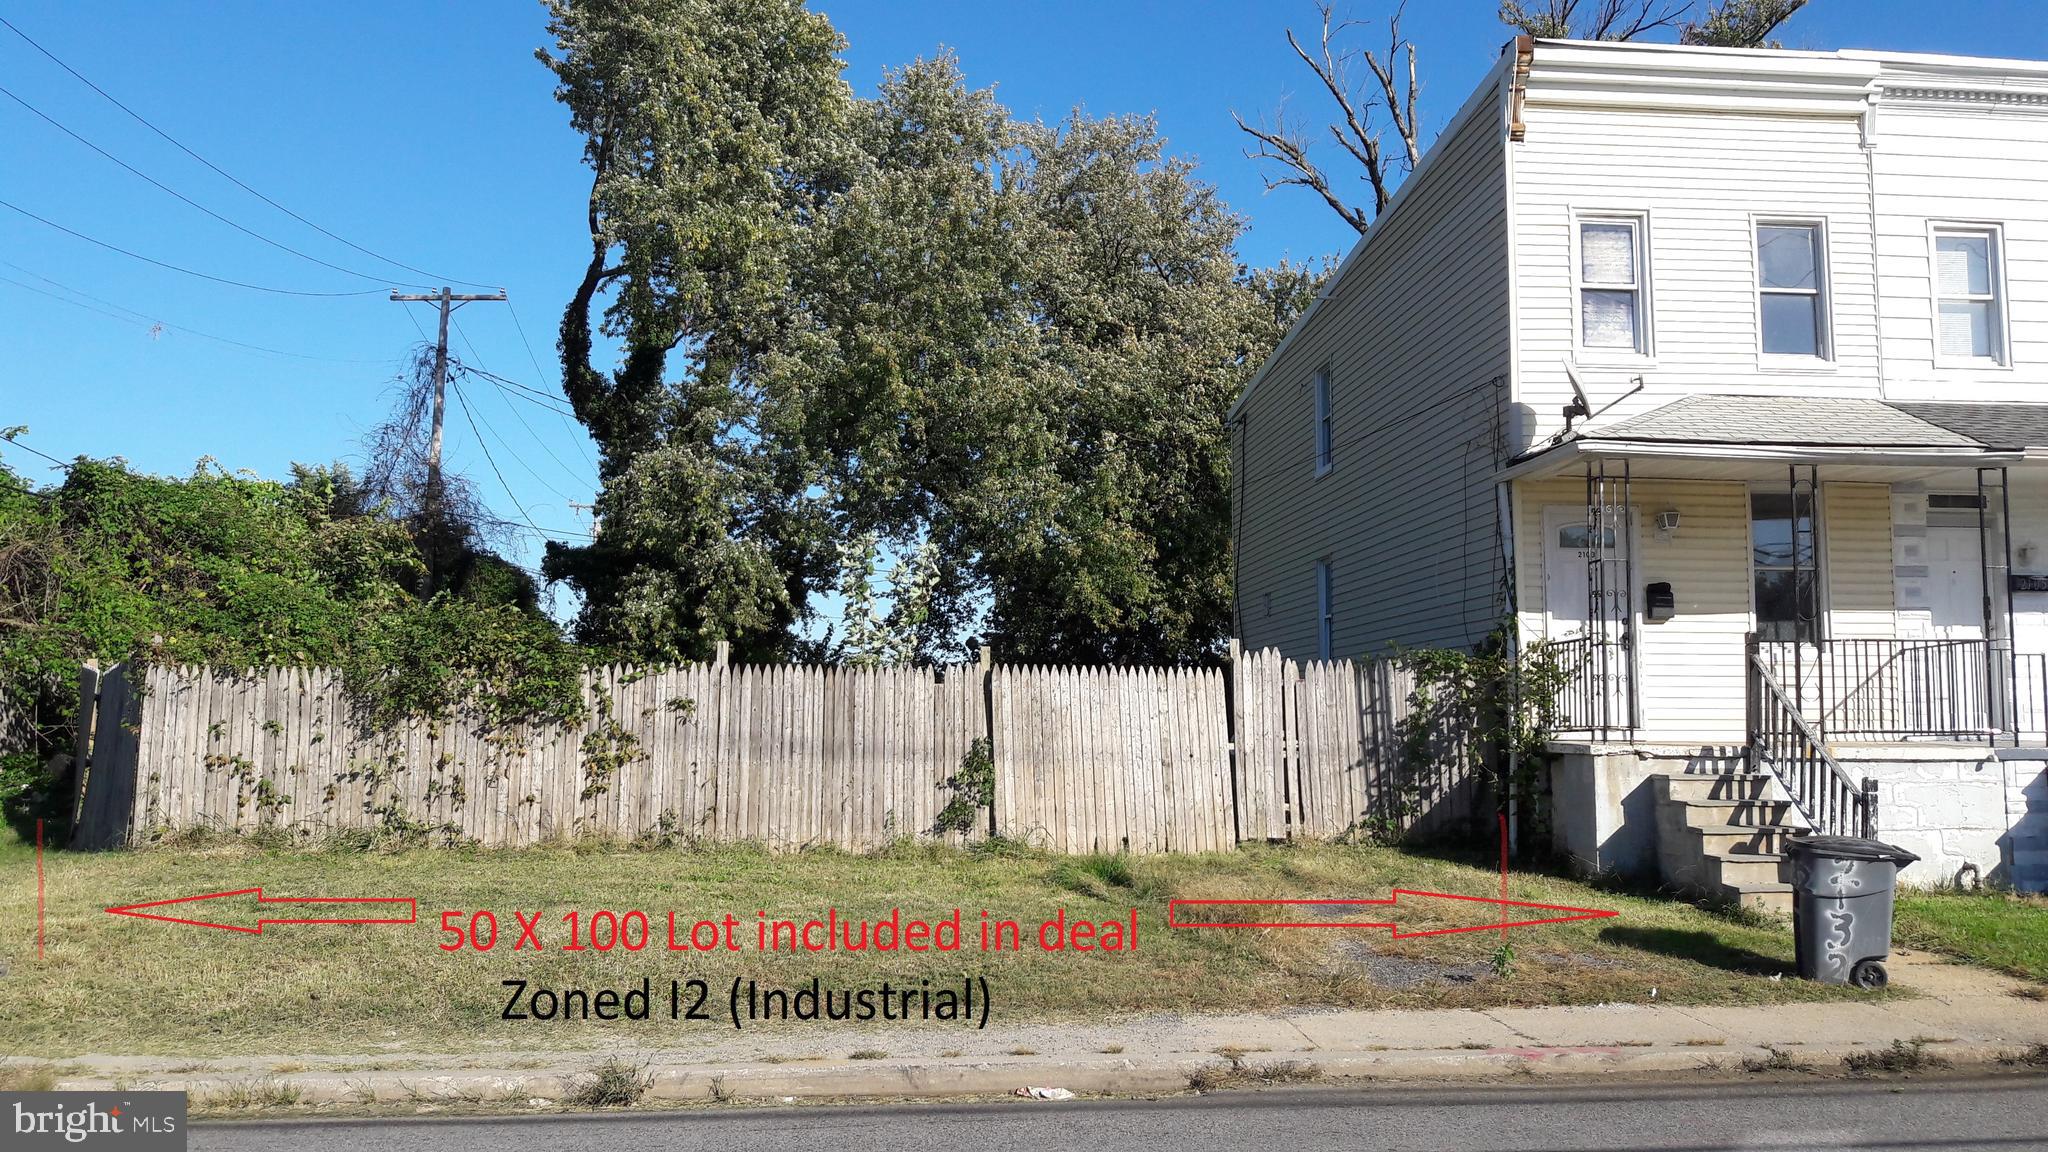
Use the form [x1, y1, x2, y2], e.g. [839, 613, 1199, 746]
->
[1562, 361, 1592, 428]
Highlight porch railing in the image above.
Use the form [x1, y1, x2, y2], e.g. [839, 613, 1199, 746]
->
[2015, 653, 2048, 744]
[1548, 633, 1630, 734]
[1755, 637, 1995, 741]
[1748, 652, 1877, 838]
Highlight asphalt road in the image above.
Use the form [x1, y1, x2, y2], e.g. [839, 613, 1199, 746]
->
[190, 1076, 2048, 1152]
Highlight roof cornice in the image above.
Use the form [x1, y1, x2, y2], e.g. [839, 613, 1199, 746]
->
[1522, 40, 1878, 118]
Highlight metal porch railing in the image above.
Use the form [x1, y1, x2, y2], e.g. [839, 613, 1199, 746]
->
[1548, 633, 1633, 735]
[1747, 652, 1877, 838]
[1754, 637, 1996, 741]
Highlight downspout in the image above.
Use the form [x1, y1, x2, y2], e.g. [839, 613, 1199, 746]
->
[1232, 413, 1246, 646]
[1498, 479, 1521, 857]
[1501, 43, 1531, 857]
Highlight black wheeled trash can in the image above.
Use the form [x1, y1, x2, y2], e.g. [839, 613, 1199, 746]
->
[1785, 834, 1919, 990]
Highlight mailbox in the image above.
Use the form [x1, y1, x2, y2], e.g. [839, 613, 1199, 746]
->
[1646, 581, 1675, 622]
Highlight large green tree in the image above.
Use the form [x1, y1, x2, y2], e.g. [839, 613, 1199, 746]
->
[541, 4, 1315, 666]
[537, 0, 855, 663]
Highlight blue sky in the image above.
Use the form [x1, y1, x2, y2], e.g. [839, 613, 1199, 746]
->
[6, 0, 2048, 597]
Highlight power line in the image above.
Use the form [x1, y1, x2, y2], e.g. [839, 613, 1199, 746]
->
[0, 197, 386, 297]
[449, 317, 590, 495]
[0, 261, 395, 363]
[505, 300, 597, 471]
[448, 375, 547, 541]
[452, 360, 580, 420]
[0, 82, 418, 288]
[0, 13, 496, 291]
[0, 433, 73, 472]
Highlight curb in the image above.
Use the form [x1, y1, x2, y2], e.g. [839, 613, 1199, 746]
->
[50, 1039, 2044, 1110]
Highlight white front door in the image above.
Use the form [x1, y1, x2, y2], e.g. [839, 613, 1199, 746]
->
[1543, 505, 1636, 727]
[1924, 524, 1985, 640]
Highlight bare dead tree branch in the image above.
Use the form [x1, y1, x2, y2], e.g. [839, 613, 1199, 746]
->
[1500, 0, 1694, 40]
[1231, 107, 1371, 232]
[1234, 2, 1424, 234]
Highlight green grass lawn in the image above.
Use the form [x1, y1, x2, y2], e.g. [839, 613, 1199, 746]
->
[0, 829, 1864, 1058]
[1895, 889, 2048, 983]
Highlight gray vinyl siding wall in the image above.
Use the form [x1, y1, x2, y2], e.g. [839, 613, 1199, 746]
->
[1233, 77, 1512, 662]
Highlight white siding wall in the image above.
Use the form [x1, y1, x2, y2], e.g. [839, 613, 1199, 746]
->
[1872, 96, 2048, 400]
[1234, 76, 1511, 660]
[1510, 101, 1879, 452]
[1515, 475, 1898, 742]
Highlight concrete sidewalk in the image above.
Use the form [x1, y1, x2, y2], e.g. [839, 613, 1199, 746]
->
[29, 952, 2048, 1108]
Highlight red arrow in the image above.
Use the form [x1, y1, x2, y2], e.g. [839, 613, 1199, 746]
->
[1167, 889, 1616, 938]
[104, 887, 417, 935]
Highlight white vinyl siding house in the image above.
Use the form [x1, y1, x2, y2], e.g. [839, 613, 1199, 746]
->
[1231, 38, 2048, 892]
[1230, 60, 1512, 660]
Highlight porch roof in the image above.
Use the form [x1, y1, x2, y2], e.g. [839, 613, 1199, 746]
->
[1503, 394, 2029, 482]
[1890, 402, 2048, 451]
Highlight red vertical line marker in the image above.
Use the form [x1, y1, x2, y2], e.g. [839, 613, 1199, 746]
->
[37, 818, 46, 960]
[1498, 812, 1508, 941]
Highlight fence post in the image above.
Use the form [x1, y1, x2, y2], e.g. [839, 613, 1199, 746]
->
[68, 662, 101, 838]
[1225, 639, 1242, 847]
[978, 645, 995, 838]
[713, 640, 731, 667]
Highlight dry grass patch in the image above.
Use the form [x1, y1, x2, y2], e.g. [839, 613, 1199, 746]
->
[1739, 1046, 1808, 1073]
[1843, 1038, 1950, 1075]
[1188, 1057, 1321, 1093]
[568, 1057, 648, 1108]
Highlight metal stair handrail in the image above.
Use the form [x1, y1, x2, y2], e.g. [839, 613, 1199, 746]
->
[1747, 654, 1876, 838]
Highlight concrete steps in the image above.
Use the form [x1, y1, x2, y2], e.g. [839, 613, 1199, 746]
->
[1652, 771, 1809, 916]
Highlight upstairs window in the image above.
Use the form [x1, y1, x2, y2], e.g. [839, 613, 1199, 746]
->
[1577, 217, 1648, 354]
[1934, 226, 2007, 366]
[1312, 368, 1333, 476]
[1757, 222, 1829, 359]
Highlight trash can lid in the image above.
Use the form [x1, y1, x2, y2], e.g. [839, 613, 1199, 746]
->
[1784, 834, 1920, 864]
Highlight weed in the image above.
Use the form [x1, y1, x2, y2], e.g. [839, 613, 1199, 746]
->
[1489, 940, 1517, 980]
[1739, 1046, 1807, 1073]
[1684, 1038, 1727, 1047]
[848, 1049, 887, 1061]
[1007, 1047, 1037, 1056]
[938, 1050, 963, 1059]
[1843, 1039, 1950, 1075]
[569, 1057, 648, 1108]
[1997, 1043, 2048, 1068]
[1188, 1059, 1322, 1093]
[2011, 985, 2046, 1002]
[1098, 1044, 1125, 1055]
[202, 1079, 301, 1110]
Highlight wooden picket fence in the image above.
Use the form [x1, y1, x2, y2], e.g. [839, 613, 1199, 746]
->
[991, 665, 1233, 854]
[69, 647, 1488, 852]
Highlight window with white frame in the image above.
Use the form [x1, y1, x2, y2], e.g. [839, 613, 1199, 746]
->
[1315, 560, 1334, 659]
[1312, 367, 1333, 476]
[1934, 226, 2006, 365]
[1577, 216, 1647, 354]
[1757, 222, 1829, 359]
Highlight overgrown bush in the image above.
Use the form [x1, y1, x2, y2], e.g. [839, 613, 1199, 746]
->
[0, 456, 590, 833]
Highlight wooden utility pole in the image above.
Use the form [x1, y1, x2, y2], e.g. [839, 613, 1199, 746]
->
[389, 286, 508, 489]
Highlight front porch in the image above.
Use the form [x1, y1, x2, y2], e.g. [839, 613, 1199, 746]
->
[1504, 395, 2048, 893]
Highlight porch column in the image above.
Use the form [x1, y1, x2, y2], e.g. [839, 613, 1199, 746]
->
[1979, 466, 2016, 738]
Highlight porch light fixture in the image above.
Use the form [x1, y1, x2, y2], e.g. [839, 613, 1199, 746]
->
[1655, 509, 1681, 537]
